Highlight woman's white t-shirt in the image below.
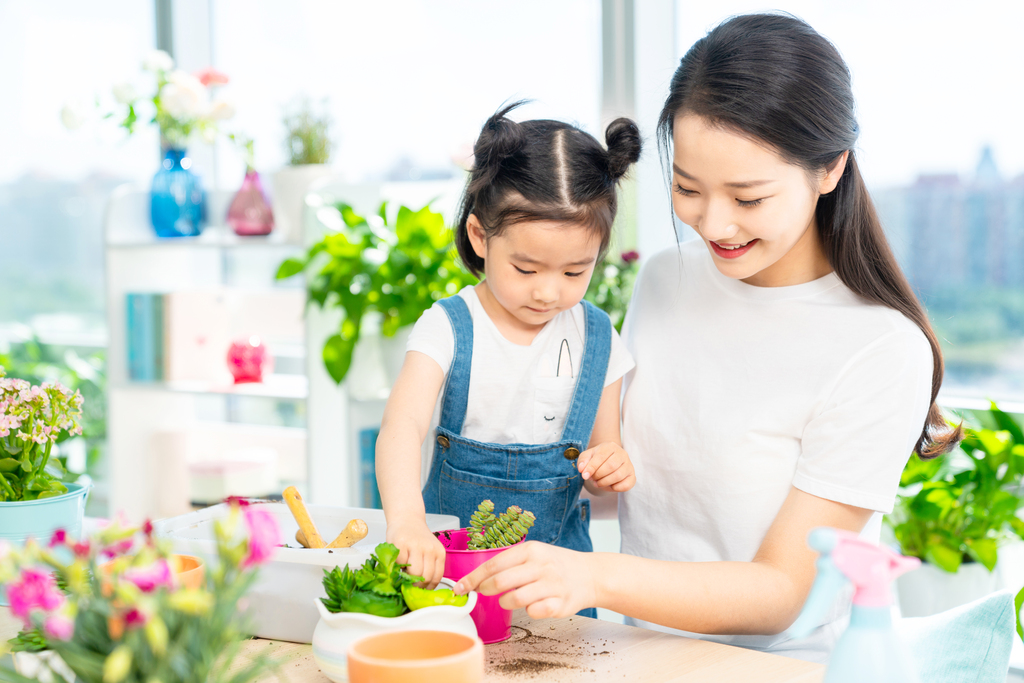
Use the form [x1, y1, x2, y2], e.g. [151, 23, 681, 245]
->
[407, 286, 635, 483]
[619, 240, 933, 663]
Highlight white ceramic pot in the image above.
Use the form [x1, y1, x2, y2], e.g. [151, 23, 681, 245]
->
[895, 560, 1002, 617]
[271, 164, 334, 244]
[311, 579, 478, 683]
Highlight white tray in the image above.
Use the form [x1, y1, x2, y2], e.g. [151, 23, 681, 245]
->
[153, 502, 459, 643]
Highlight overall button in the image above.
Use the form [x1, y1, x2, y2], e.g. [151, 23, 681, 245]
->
[563, 447, 580, 460]
[437, 435, 450, 449]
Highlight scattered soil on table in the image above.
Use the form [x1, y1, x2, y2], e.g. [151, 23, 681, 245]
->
[491, 658, 583, 677]
[486, 625, 617, 679]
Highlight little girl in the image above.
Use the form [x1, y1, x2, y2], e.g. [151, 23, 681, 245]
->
[376, 103, 642, 595]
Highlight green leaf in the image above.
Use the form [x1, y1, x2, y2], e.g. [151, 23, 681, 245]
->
[991, 402, 1024, 444]
[0, 457, 19, 472]
[338, 203, 367, 228]
[900, 452, 942, 486]
[964, 537, 999, 571]
[275, 257, 307, 280]
[44, 458, 66, 478]
[322, 334, 355, 385]
[1015, 584, 1024, 643]
[925, 542, 964, 573]
[36, 489, 65, 499]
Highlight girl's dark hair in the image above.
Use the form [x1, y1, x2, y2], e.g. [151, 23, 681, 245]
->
[657, 13, 960, 459]
[455, 101, 642, 276]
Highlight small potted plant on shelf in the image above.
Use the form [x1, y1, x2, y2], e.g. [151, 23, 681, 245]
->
[272, 98, 335, 244]
[435, 500, 536, 644]
[1, 499, 282, 683]
[310, 542, 477, 683]
[0, 366, 90, 552]
[276, 201, 476, 385]
[886, 402, 1024, 617]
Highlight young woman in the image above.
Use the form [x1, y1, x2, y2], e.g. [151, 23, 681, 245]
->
[454, 14, 960, 662]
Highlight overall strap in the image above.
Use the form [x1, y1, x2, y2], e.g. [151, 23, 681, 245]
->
[560, 301, 612, 445]
[437, 295, 474, 435]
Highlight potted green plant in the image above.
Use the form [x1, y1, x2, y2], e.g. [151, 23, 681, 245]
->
[0, 366, 90, 566]
[272, 98, 335, 244]
[276, 201, 476, 385]
[886, 402, 1024, 617]
[585, 249, 641, 332]
[1, 500, 282, 683]
[310, 542, 477, 683]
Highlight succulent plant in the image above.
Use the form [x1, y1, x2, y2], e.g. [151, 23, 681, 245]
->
[467, 500, 536, 550]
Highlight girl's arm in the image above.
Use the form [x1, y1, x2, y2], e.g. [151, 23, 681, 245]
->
[455, 487, 872, 634]
[578, 378, 635, 494]
[376, 350, 446, 586]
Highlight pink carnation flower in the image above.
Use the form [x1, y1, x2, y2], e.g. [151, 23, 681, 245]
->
[43, 614, 75, 640]
[241, 505, 280, 568]
[7, 569, 64, 624]
[123, 559, 173, 592]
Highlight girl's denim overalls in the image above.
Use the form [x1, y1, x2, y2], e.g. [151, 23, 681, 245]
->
[422, 296, 610, 618]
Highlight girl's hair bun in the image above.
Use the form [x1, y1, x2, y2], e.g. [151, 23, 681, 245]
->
[605, 117, 642, 180]
[473, 101, 528, 179]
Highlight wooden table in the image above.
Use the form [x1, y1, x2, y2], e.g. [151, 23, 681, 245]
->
[4, 607, 823, 682]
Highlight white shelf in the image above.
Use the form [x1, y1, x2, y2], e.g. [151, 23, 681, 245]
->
[106, 224, 301, 249]
[113, 373, 308, 400]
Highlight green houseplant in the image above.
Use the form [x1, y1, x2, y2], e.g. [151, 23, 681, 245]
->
[886, 403, 1024, 619]
[276, 202, 476, 384]
[585, 250, 640, 333]
[886, 403, 1024, 574]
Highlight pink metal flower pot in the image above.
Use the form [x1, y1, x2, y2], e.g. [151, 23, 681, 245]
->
[437, 528, 521, 644]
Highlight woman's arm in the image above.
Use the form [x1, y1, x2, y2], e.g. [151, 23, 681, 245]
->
[456, 487, 871, 634]
[578, 379, 635, 495]
[376, 350, 446, 584]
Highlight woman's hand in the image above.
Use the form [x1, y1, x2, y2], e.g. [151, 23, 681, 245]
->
[453, 541, 598, 619]
[577, 442, 636, 491]
[386, 518, 447, 589]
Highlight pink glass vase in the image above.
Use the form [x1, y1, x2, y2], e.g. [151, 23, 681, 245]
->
[227, 336, 273, 383]
[227, 169, 275, 236]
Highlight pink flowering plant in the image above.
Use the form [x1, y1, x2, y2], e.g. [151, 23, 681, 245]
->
[0, 366, 83, 502]
[0, 500, 283, 683]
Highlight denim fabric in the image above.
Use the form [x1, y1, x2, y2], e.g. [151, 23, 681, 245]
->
[422, 294, 611, 556]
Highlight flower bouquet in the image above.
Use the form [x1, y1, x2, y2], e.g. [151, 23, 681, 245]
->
[0, 500, 283, 683]
[61, 49, 236, 238]
[0, 366, 83, 502]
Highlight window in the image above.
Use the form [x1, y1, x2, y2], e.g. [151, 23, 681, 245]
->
[0, 1, 157, 342]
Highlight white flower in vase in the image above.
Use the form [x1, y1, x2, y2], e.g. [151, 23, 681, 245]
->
[60, 101, 88, 130]
[142, 49, 174, 73]
[161, 70, 208, 119]
[208, 99, 236, 121]
[112, 82, 137, 105]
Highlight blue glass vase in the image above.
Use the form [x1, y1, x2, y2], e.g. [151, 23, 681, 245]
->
[150, 148, 204, 237]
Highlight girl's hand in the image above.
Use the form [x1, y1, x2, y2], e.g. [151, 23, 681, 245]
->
[453, 541, 597, 619]
[386, 518, 447, 589]
[577, 442, 636, 491]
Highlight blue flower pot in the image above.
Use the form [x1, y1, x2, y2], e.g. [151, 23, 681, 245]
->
[0, 482, 90, 605]
[151, 148, 204, 237]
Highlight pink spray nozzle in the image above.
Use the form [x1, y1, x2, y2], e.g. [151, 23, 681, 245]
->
[809, 528, 920, 608]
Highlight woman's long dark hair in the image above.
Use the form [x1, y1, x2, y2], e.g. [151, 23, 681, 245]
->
[658, 13, 960, 458]
[455, 101, 642, 276]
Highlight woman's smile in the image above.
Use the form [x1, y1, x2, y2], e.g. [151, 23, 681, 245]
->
[710, 239, 759, 259]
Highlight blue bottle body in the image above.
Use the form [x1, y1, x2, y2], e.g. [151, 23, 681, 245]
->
[151, 148, 204, 238]
[825, 607, 919, 683]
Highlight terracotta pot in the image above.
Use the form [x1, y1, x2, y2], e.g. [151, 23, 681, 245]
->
[170, 554, 205, 590]
[346, 629, 483, 683]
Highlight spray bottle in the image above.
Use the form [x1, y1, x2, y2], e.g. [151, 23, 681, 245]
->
[788, 527, 921, 682]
